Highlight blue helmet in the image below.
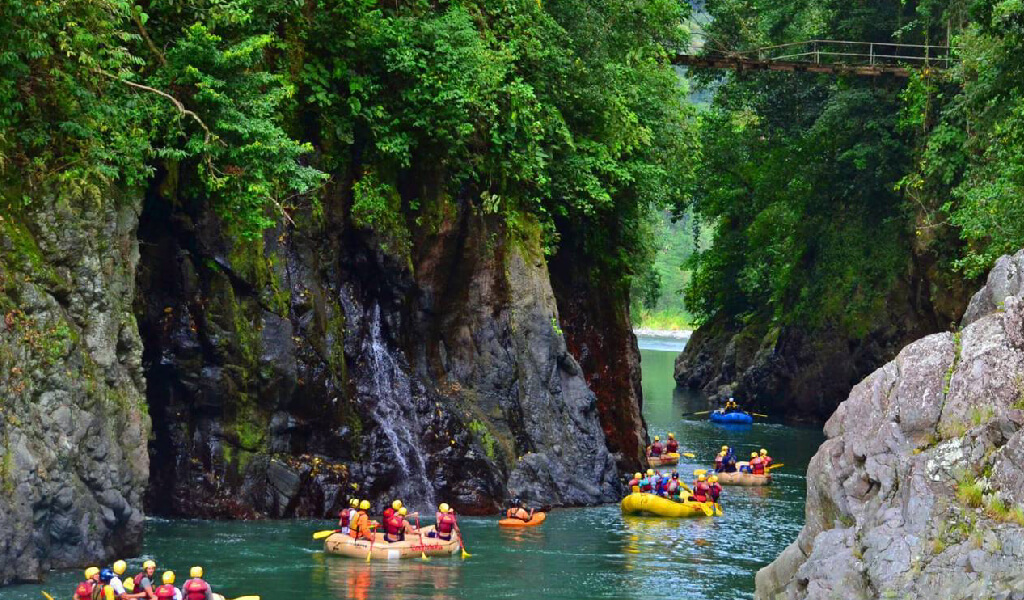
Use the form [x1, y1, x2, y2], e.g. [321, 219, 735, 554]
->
[99, 568, 114, 583]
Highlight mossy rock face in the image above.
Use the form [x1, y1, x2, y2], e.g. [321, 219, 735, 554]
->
[0, 185, 149, 584]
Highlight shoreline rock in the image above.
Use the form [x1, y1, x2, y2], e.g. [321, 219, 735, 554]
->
[756, 249, 1024, 599]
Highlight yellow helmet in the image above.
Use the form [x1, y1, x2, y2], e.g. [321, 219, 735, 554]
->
[190, 566, 203, 579]
[751, 452, 758, 458]
[646, 469, 654, 476]
[359, 500, 371, 510]
[654, 436, 660, 441]
[399, 507, 407, 516]
[709, 476, 718, 483]
[698, 474, 706, 482]
[668, 433, 675, 439]
[143, 560, 156, 570]
[162, 571, 175, 585]
[721, 445, 728, 451]
[633, 472, 642, 479]
[760, 449, 768, 455]
[392, 500, 403, 510]
[112, 560, 127, 576]
[85, 567, 100, 580]
[717, 451, 725, 457]
[439, 503, 450, 513]
[349, 498, 359, 507]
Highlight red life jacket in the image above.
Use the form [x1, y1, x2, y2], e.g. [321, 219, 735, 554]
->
[383, 507, 394, 522]
[710, 483, 722, 500]
[762, 455, 773, 467]
[184, 578, 209, 600]
[693, 482, 710, 502]
[339, 508, 351, 528]
[627, 478, 640, 488]
[132, 573, 149, 590]
[752, 457, 765, 475]
[650, 442, 664, 456]
[437, 513, 456, 536]
[666, 440, 679, 453]
[156, 583, 176, 599]
[666, 479, 679, 494]
[75, 580, 94, 600]
[385, 514, 404, 536]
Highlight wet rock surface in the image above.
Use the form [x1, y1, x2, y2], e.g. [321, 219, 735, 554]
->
[0, 190, 149, 583]
[756, 250, 1024, 599]
[136, 186, 627, 519]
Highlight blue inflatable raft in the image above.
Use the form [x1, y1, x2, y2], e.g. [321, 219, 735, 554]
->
[709, 410, 754, 424]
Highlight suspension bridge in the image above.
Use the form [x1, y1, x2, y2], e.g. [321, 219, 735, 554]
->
[674, 39, 956, 78]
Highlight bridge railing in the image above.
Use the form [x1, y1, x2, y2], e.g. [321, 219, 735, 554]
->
[736, 40, 955, 69]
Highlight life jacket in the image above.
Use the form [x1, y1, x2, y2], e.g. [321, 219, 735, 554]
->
[75, 580, 95, 600]
[132, 572, 149, 591]
[666, 479, 679, 495]
[650, 442, 664, 456]
[654, 477, 666, 494]
[639, 478, 652, 492]
[385, 514, 405, 540]
[666, 439, 679, 453]
[762, 455, 773, 467]
[383, 507, 394, 522]
[339, 508, 351, 528]
[350, 511, 368, 539]
[437, 513, 456, 537]
[709, 483, 722, 501]
[155, 583, 176, 599]
[693, 482, 710, 502]
[184, 578, 209, 600]
[752, 457, 765, 475]
[627, 478, 640, 488]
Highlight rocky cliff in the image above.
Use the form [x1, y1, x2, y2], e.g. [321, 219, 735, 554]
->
[135, 178, 629, 519]
[0, 188, 149, 584]
[756, 249, 1024, 599]
[674, 254, 972, 420]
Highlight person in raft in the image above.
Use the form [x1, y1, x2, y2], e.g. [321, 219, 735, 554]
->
[664, 472, 682, 500]
[628, 472, 642, 490]
[338, 498, 359, 534]
[708, 476, 722, 503]
[154, 571, 182, 600]
[721, 446, 738, 472]
[692, 474, 712, 503]
[639, 469, 655, 493]
[750, 452, 767, 475]
[385, 506, 418, 542]
[760, 448, 773, 468]
[108, 561, 130, 599]
[350, 500, 375, 541]
[724, 398, 740, 413]
[506, 498, 535, 522]
[181, 566, 214, 600]
[665, 433, 679, 454]
[427, 503, 458, 540]
[73, 566, 109, 600]
[714, 451, 725, 473]
[126, 559, 158, 599]
[648, 436, 665, 457]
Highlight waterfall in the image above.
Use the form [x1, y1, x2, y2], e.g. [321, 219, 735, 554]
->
[363, 304, 436, 509]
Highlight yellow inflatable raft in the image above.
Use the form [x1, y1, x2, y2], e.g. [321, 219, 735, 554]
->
[713, 470, 772, 486]
[620, 492, 719, 518]
[324, 526, 460, 559]
[647, 452, 680, 467]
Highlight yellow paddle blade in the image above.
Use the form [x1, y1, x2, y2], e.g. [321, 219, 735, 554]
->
[693, 469, 707, 476]
[682, 452, 695, 458]
[701, 503, 713, 516]
[421, 551, 429, 561]
[714, 503, 723, 516]
[461, 548, 472, 559]
[232, 596, 262, 600]
[312, 529, 338, 540]
[42, 592, 55, 600]
[767, 463, 785, 471]
[752, 413, 768, 418]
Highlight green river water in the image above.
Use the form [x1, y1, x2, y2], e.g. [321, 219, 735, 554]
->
[4, 336, 824, 600]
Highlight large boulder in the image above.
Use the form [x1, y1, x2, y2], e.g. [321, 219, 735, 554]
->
[756, 250, 1024, 599]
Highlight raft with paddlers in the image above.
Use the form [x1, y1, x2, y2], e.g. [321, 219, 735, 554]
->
[499, 511, 546, 527]
[620, 492, 721, 518]
[713, 468, 772, 486]
[709, 409, 754, 424]
[647, 452, 680, 467]
[324, 526, 461, 559]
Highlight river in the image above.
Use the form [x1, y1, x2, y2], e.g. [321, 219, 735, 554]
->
[4, 335, 824, 600]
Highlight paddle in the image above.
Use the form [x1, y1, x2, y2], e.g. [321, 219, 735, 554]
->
[752, 413, 769, 418]
[767, 463, 785, 471]
[681, 452, 695, 458]
[456, 527, 472, 559]
[312, 529, 340, 540]
[414, 513, 428, 561]
[682, 410, 711, 417]
[43, 592, 55, 600]
[714, 503, 723, 516]
[365, 524, 378, 563]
